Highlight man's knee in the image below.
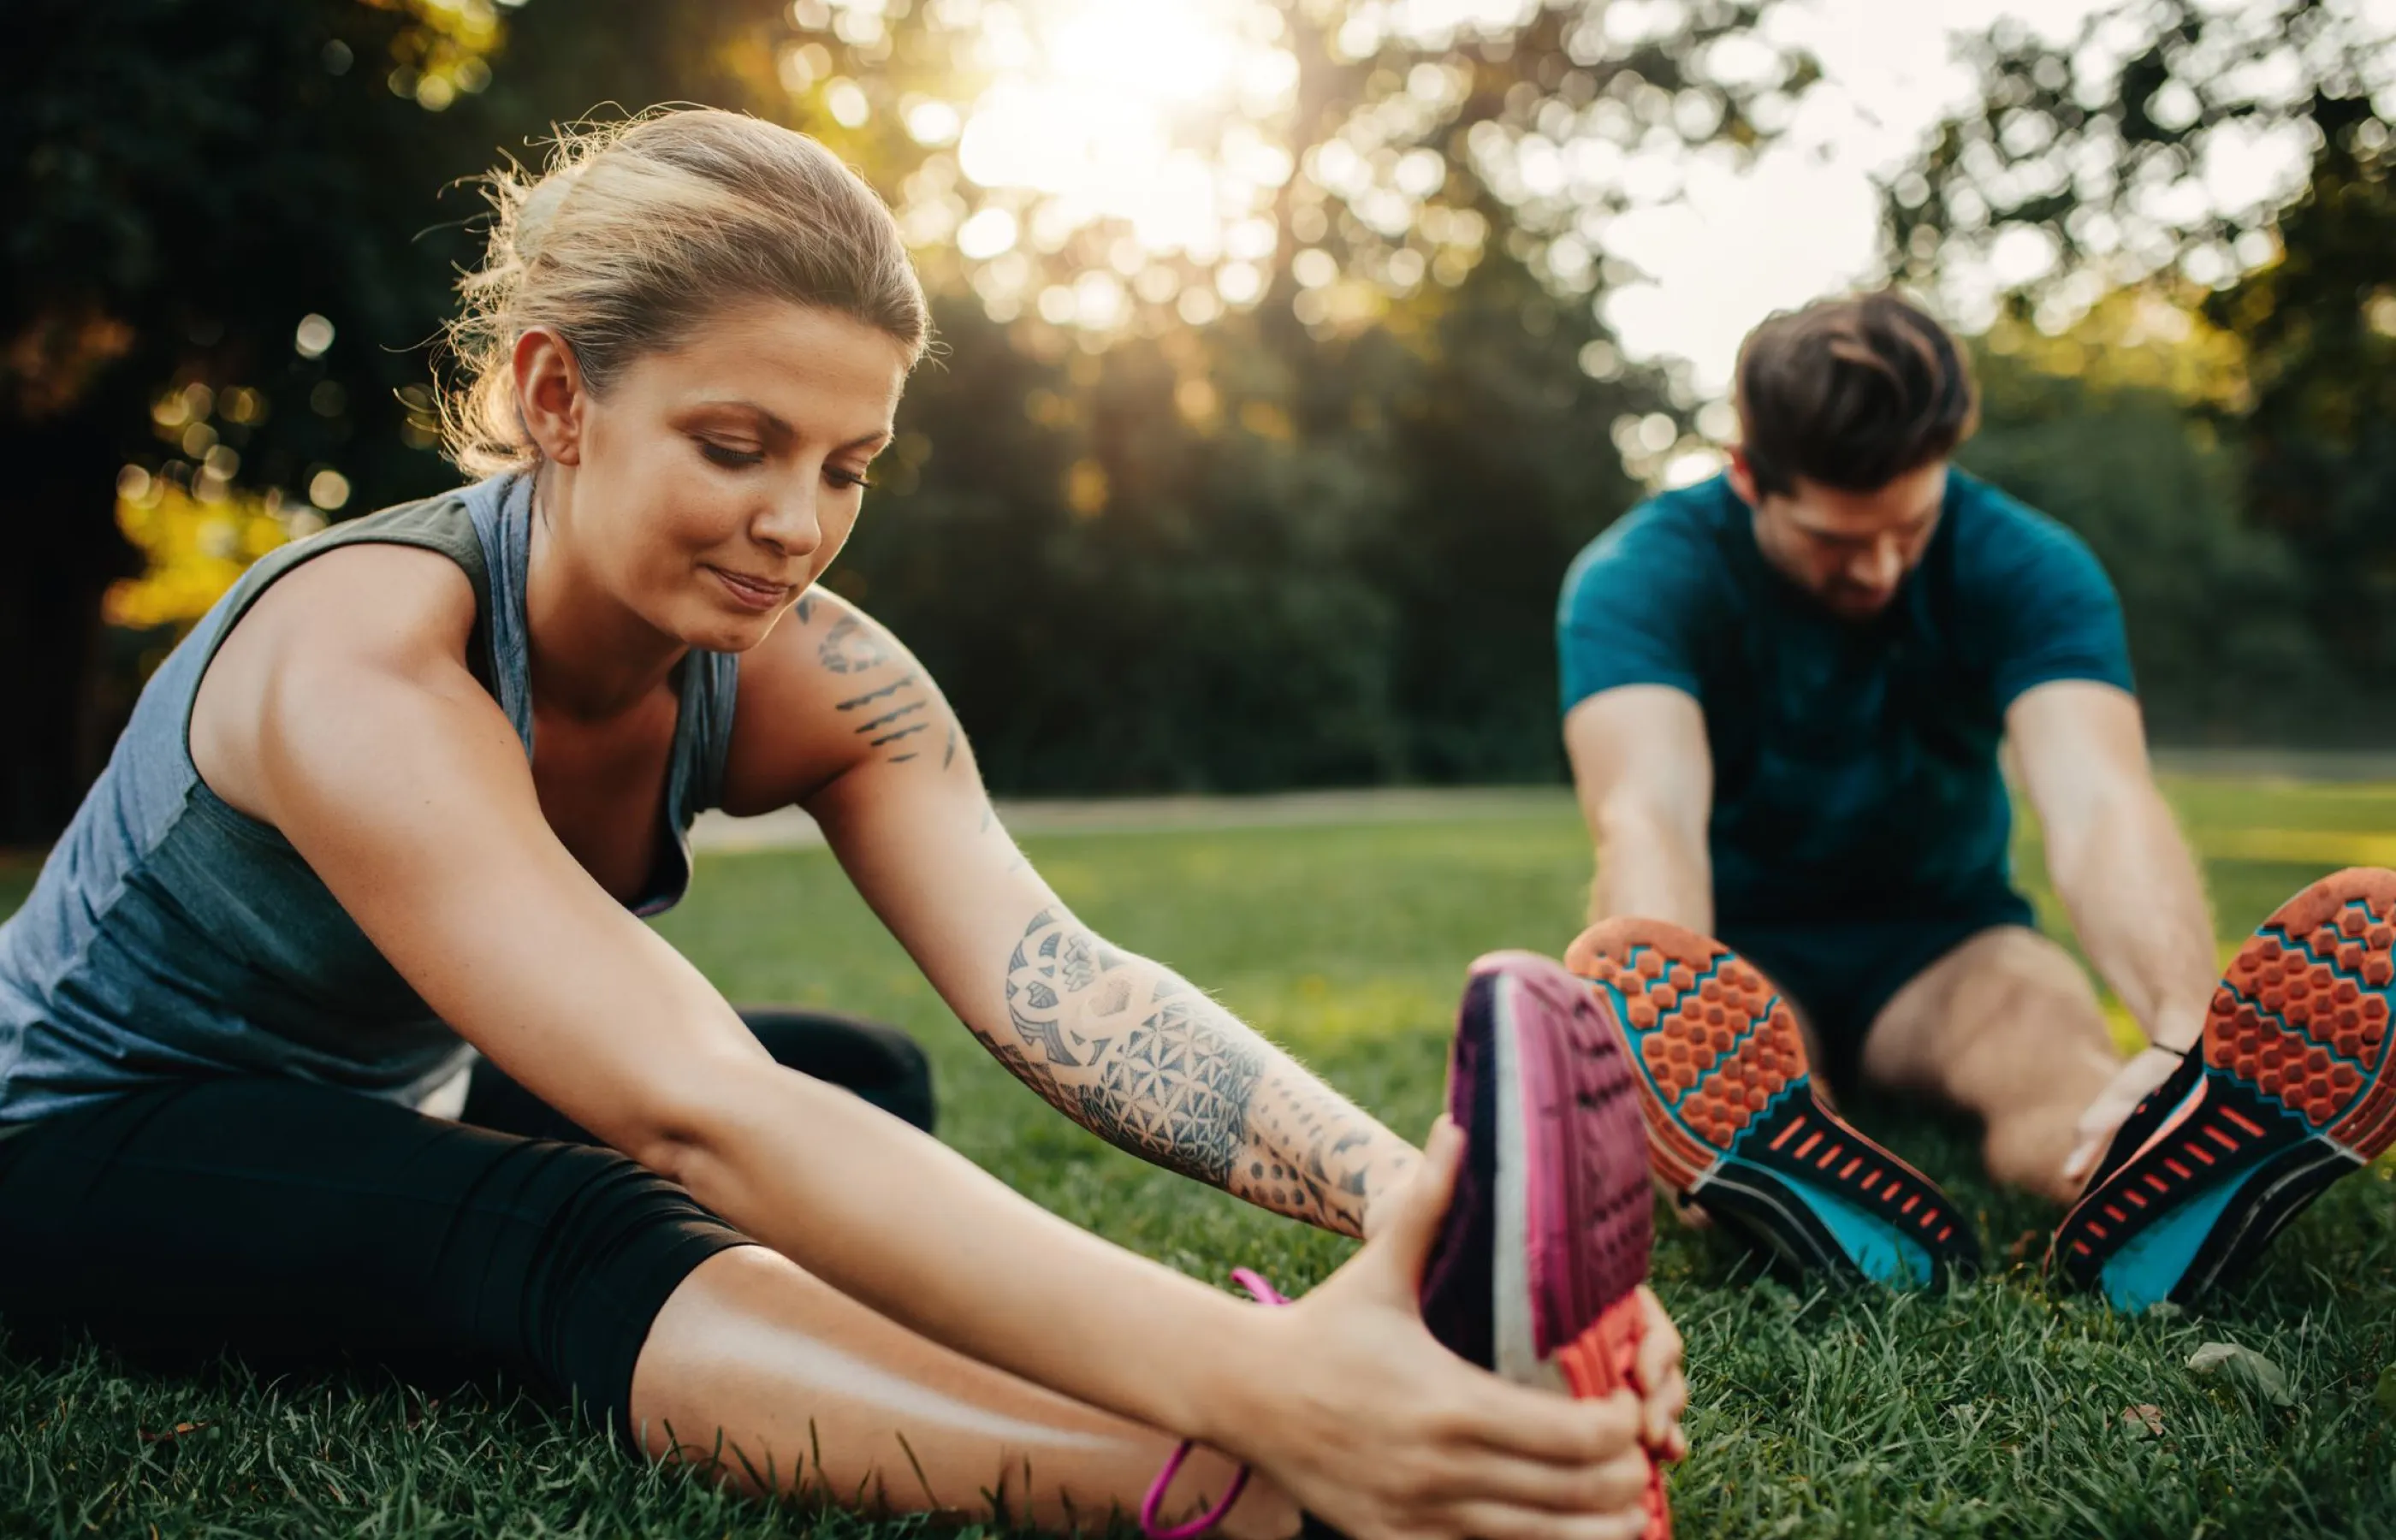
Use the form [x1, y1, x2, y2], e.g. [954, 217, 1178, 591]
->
[1866, 927, 2115, 1099]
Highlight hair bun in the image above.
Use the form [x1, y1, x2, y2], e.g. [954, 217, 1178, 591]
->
[507, 163, 584, 267]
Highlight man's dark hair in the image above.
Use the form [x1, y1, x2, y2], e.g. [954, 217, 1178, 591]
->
[1734, 292, 1978, 498]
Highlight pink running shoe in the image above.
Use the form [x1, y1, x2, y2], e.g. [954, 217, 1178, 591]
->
[1143, 953, 1670, 1540]
[1420, 951, 1670, 1538]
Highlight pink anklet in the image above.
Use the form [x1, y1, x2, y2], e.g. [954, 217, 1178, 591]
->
[1138, 1268, 1289, 1540]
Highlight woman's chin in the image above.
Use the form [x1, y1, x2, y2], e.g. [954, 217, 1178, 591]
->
[668, 603, 782, 654]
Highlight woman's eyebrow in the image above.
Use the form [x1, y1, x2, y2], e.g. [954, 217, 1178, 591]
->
[690, 400, 887, 453]
[688, 399, 792, 437]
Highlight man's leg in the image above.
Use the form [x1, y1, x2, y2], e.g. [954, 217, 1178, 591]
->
[1858, 926, 2121, 1202]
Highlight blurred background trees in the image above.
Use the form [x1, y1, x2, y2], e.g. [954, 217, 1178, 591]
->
[1891, 0, 2396, 735]
[4, 0, 2391, 843]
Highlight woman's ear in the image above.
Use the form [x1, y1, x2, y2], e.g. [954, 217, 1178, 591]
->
[513, 327, 587, 467]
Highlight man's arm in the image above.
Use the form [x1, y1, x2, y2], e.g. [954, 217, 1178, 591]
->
[752, 598, 1421, 1240]
[1563, 684, 1715, 932]
[2009, 681, 2215, 1047]
[2008, 680, 2219, 1176]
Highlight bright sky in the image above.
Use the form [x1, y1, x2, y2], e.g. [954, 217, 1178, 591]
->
[1599, 0, 2120, 394]
[833, 0, 2356, 398]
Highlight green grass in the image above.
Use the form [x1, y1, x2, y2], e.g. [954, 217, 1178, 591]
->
[4, 778, 2396, 1537]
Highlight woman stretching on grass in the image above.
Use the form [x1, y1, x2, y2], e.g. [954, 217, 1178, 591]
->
[0, 110, 1681, 1539]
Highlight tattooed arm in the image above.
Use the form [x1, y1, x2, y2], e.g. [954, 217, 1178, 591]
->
[992, 907, 1421, 1235]
[719, 594, 1423, 1238]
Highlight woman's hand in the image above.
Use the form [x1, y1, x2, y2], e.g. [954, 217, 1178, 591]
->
[1225, 1119, 1656, 1540]
[1629, 1286, 1687, 1463]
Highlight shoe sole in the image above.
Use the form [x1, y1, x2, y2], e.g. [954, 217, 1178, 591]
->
[1564, 920, 1982, 1288]
[1469, 951, 1670, 1539]
[2052, 867, 2396, 1309]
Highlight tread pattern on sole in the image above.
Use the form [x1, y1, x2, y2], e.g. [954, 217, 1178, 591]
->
[1565, 918, 1979, 1280]
[2201, 872, 2396, 1151]
[2055, 868, 2396, 1299]
[1466, 954, 1670, 1540]
[1484, 953, 1655, 1341]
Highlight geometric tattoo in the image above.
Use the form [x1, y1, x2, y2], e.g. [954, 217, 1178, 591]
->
[799, 598, 1408, 1235]
[999, 909, 1262, 1185]
[985, 908, 1398, 1229]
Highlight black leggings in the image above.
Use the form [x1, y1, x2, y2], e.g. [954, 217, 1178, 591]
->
[0, 1009, 932, 1446]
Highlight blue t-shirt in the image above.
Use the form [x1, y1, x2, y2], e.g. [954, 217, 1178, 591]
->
[1557, 471, 2133, 926]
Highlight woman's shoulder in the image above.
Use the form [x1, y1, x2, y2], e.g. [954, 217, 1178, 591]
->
[236, 531, 482, 667]
[717, 586, 943, 814]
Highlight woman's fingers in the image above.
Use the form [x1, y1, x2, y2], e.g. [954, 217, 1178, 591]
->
[1456, 1381, 1642, 1465]
[1352, 1116, 1462, 1293]
[1628, 1285, 1686, 1449]
[1412, 1439, 1652, 1516]
[1631, 1287, 1681, 1390]
[1436, 1494, 1652, 1540]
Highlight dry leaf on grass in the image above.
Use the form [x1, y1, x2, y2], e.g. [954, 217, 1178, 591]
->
[2120, 1403, 2165, 1436]
[2186, 1341, 2294, 1406]
[136, 1420, 210, 1443]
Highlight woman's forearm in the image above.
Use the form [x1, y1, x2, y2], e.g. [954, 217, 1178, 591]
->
[664, 1061, 1279, 1447]
[981, 908, 1420, 1238]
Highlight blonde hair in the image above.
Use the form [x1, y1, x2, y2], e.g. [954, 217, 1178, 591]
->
[442, 108, 930, 475]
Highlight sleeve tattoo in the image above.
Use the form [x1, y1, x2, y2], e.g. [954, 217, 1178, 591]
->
[992, 908, 1393, 1234]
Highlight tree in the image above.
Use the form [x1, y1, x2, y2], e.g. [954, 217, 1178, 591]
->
[9, 0, 1835, 837]
[1, 0, 512, 841]
[1886, 0, 2396, 731]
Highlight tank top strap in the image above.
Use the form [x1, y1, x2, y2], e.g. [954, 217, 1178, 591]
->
[460, 471, 537, 757]
[672, 649, 741, 820]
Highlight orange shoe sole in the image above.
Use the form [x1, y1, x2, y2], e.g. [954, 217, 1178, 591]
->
[1565, 917, 1982, 1286]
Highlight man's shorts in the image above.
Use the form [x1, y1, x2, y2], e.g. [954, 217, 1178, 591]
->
[1719, 891, 2038, 1093]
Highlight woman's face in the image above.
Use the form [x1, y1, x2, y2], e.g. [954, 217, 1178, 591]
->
[525, 299, 912, 654]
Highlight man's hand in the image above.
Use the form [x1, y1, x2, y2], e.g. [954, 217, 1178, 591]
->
[2061, 1045, 2187, 1188]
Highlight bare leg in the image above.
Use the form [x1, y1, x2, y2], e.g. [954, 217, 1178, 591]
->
[629, 1247, 1300, 1538]
[1859, 926, 2120, 1201]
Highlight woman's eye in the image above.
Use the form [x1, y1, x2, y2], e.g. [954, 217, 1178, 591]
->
[700, 441, 764, 469]
[826, 466, 875, 491]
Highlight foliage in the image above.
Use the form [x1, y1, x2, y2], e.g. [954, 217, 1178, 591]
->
[0, 0, 516, 839]
[1888, 0, 2396, 737]
[104, 477, 307, 632]
[4, 0, 1832, 836]
[1958, 292, 2322, 743]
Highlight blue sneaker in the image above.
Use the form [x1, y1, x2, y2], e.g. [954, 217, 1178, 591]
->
[2053, 867, 2396, 1309]
[1567, 917, 1982, 1288]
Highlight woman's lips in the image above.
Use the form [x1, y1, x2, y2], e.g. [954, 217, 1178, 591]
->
[707, 566, 796, 612]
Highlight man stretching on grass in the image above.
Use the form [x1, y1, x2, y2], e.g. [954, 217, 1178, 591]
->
[1550, 292, 2227, 1288]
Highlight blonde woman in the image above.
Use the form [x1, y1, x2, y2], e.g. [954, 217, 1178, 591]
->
[0, 110, 1681, 1539]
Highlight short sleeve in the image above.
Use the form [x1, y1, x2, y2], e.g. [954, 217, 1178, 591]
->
[1557, 499, 1721, 714]
[1966, 491, 2138, 709]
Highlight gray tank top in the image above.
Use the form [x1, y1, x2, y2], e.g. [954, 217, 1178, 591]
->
[0, 471, 739, 1126]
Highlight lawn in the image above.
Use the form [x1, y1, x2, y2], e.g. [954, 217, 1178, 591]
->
[3, 775, 2393, 1537]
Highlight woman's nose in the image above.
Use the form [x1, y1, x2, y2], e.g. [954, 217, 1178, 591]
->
[753, 483, 823, 556]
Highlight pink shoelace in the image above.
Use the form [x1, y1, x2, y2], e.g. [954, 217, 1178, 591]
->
[1138, 1267, 1290, 1540]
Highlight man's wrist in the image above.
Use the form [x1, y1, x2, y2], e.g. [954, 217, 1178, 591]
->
[2145, 994, 2213, 1055]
